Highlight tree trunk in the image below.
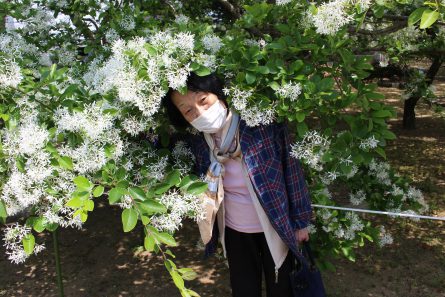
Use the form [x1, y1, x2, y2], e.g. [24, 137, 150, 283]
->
[402, 56, 443, 129]
[402, 96, 419, 129]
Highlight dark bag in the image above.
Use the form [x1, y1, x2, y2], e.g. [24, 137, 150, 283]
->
[289, 240, 327, 297]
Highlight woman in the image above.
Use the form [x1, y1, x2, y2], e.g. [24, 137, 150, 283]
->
[162, 72, 313, 297]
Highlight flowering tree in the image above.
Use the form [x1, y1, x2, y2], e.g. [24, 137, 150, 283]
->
[1, 0, 443, 295]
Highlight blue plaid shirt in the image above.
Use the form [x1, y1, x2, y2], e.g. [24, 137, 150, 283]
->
[187, 119, 313, 258]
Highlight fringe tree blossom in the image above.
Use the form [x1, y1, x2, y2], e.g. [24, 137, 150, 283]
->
[290, 130, 331, 171]
[0, 58, 23, 88]
[175, 14, 190, 25]
[275, 81, 302, 101]
[146, 156, 169, 181]
[3, 223, 45, 264]
[122, 116, 147, 136]
[276, 0, 292, 5]
[309, 0, 353, 35]
[223, 86, 275, 126]
[172, 141, 196, 175]
[359, 135, 379, 150]
[349, 189, 366, 205]
[150, 191, 206, 233]
[368, 158, 391, 185]
[378, 225, 393, 247]
[120, 15, 136, 31]
[202, 34, 223, 54]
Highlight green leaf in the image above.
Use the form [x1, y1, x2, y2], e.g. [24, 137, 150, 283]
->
[153, 182, 171, 195]
[121, 208, 138, 232]
[128, 187, 146, 201]
[295, 112, 305, 123]
[375, 146, 386, 159]
[73, 176, 92, 190]
[297, 122, 308, 137]
[144, 235, 155, 252]
[156, 232, 178, 247]
[58, 156, 73, 170]
[92, 186, 105, 197]
[420, 9, 439, 29]
[108, 187, 126, 204]
[165, 169, 181, 186]
[170, 270, 185, 289]
[84, 200, 94, 211]
[195, 65, 211, 76]
[22, 234, 35, 255]
[178, 268, 198, 281]
[33, 217, 46, 233]
[371, 110, 392, 118]
[245, 72, 256, 84]
[381, 130, 396, 140]
[408, 7, 425, 26]
[178, 175, 197, 188]
[66, 196, 83, 208]
[186, 181, 208, 195]
[138, 199, 167, 214]
[0, 200, 7, 219]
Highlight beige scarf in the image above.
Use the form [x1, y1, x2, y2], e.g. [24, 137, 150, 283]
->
[196, 110, 241, 244]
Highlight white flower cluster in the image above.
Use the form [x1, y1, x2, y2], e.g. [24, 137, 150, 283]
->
[244, 38, 267, 50]
[320, 170, 339, 185]
[1, 116, 50, 215]
[175, 14, 190, 25]
[378, 225, 393, 247]
[0, 57, 23, 88]
[223, 86, 275, 127]
[172, 141, 196, 175]
[120, 15, 136, 31]
[405, 186, 428, 213]
[308, 0, 372, 36]
[334, 212, 364, 240]
[150, 190, 206, 233]
[276, 0, 292, 5]
[146, 156, 169, 181]
[202, 34, 223, 54]
[105, 29, 120, 43]
[290, 130, 331, 171]
[0, 32, 39, 58]
[1, 112, 84, 230]
[368, 158, 391, 186]
[55, 103, 114, 140]
[308, 0, 353, 35]
[359, 135, 379, 150]
[84, 32, 197, 119]
[55, 103, 125, 174]
[275, 81, 302, 101]
[3, 223, 45, 264]
[122, 116, 147, 136]
[349, 189, 366, 205]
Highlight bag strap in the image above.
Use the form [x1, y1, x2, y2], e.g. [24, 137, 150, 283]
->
[302, 241, 317, 268]
[218, 111, 240, 155]
[294, 241, 317, 270]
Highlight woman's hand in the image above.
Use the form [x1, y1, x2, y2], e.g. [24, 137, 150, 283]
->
[295, 228, 309, 244]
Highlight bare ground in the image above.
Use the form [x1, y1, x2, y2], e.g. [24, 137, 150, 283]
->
[1, 83, 444, 297]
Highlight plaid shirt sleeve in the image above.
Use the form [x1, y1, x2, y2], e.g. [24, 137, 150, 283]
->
[275, 122, 313, 230]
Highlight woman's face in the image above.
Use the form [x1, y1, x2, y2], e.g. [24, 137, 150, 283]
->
[171, 90, 222, 123]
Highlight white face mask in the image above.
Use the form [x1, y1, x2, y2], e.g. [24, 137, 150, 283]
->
[190, 100, 227, 133]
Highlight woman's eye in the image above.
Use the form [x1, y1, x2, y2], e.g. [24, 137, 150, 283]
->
[201, 97, 206, 102]
[185, 109, 191, 114]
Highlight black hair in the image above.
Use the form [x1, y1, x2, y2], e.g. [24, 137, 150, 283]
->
[162, 72, 228, 128]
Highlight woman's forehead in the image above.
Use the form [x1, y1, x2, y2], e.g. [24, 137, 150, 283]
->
[172, 90, 203, 107]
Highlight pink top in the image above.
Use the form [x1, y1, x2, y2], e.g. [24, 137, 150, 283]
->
[213, 133, 263, 233]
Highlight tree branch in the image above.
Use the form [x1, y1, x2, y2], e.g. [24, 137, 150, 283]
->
[215, 0, 241, 20]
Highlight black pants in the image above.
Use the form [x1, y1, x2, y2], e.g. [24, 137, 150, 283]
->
[224, 226, 294, 297]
